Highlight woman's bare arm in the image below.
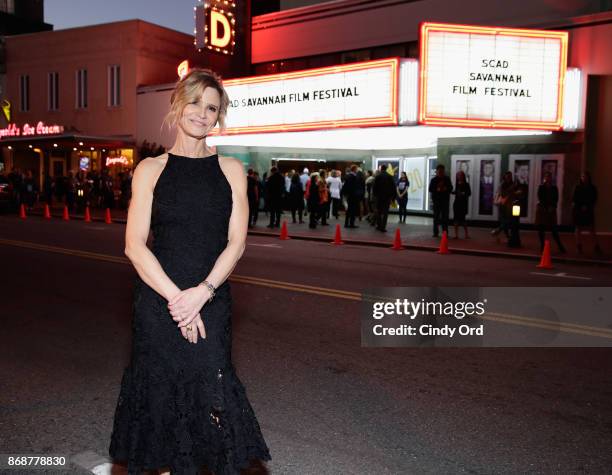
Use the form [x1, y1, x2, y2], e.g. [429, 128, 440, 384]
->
[124, 155, 181, 301]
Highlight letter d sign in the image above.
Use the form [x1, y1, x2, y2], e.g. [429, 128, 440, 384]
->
[195, 0, 236, 55]
[211, 11, 230, 48]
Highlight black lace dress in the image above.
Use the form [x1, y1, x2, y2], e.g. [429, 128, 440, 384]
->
[109, 153, 271, 474]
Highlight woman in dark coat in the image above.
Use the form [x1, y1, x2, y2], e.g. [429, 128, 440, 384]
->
[307, 173, 320, 229]
[572, 171, 602, 254]
[536, 171, 566, 253]
[23, 169, 38, 211]
[289, 173, 304, 224]
[452, 170, 471, 239]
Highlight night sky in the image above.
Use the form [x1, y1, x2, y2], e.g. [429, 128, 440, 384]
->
[45, 0, 199, 35]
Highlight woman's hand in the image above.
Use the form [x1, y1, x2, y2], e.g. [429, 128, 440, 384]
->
[168, 285, 211, 328]
[179, 313, 207, 344]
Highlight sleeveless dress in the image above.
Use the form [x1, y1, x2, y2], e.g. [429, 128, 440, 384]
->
[108, 152, 272, 474]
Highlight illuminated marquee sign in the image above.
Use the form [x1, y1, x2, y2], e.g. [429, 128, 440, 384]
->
[195, 0, 236, 55]
[0, 121, 64, 140]
[419, 23, 568, 130]
[177, 60, 190, 80]
[217, 58, 399, 135]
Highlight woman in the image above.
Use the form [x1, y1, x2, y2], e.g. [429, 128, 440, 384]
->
[365, 170, 376, 225]
[108, 69, 271, 475]
[396, 171, 409, 224]
[65, 171, 77, 212]
[572, 171, 601, 254]
[452, 170, 471, 239]
[491, 171, 514, 241]
[289, 172, 304, 223]
[318, 169, 330, 225]
[23, 169, 37, 211]
[536, 171, 566, 253]
[308, 172, 320, 229]
[327, 170, 342, 219]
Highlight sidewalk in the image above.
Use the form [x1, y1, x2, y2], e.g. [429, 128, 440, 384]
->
[17, 203, 612, 266]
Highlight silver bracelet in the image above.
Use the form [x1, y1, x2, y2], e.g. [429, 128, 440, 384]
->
[198, 280, 216, 302]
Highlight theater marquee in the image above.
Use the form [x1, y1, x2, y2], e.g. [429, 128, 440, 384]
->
[218, 58, 399, 134]
[418, 22, 568, 130]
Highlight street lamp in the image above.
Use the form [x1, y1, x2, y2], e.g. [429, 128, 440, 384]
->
[508, 201, 522, 248]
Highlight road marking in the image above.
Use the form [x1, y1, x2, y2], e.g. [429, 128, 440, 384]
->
[231, 274, 361, 300]
[248, 243, 282, 248]
[1, 237, 611, 339]
[530, 271, 592, 281]
[0, 237, 360, 301]
[483, 311, 612, 339]
[0, 237, 129, 265]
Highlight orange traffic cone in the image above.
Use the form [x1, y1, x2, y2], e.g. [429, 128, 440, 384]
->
[62, 205, 70, 221]
[84, 206, 92, 223]
[437, 230, 450, 254]
[19, 203, 26, 219]
[537, 240, 553, 269]
[43, 204, 51, 219]
[279, 220, 290, 240]
[331, 224, 344, 245]
[105, 207, 112, 224]
[391, 228, 404, 250]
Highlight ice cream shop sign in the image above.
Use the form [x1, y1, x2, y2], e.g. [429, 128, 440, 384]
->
[0, 121, 65, 140]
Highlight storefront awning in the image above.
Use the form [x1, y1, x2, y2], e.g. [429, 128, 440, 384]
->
[0, 133, 135, 149]
[208, 126, 552, 151]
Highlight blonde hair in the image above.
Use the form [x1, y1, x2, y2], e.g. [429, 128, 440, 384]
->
[163, 68, 230, 133]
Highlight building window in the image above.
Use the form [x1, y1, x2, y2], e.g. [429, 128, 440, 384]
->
[108, 65, 121, 107]
[0, 0, 15, 14]
[48, 72, 59, 111]
[19, 75, 29, 112]
[76, 69, 88, 109]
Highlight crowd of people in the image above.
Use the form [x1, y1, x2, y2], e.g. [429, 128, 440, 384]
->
[3, 167, 133, 213]
[428, 164, 602, 255]
[247, 164, 409, 233]
[2, 161, 603, 255]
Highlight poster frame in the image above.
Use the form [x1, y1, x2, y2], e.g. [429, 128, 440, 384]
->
[508, 155, 536, 223]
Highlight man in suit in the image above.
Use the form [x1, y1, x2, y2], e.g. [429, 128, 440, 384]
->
[266, 167, 285, 228]
[246, 168, 259, 228]
[428, 164, 453, 237]
[342, 165, 359, 228]
[373, 164, 396, 232]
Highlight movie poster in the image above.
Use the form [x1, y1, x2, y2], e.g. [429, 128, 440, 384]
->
[403, 156, 427, 210]
[478, 159, 496, 215]
[512, 159, 531, 219]
[454, 155, 501, 220]
[451, 156, 475, 220]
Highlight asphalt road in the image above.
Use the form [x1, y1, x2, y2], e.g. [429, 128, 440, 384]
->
[1, 215, 612, 474]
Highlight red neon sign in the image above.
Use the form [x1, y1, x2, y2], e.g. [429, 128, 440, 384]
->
[418, 22, 568, 131]
[106, 156, 129, 166]
[0, 121, 65, 140]
[213, 58, 400, 135]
